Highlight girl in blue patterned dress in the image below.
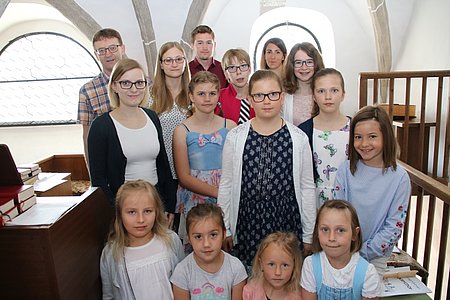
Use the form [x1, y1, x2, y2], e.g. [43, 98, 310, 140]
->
[173, 71, 236, 245]
[299, 68, 350, 207]
[218, 70, 316, 268]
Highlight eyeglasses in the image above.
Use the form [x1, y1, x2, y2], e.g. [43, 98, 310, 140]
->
[294, 59, 314, 68]
[95, 44, 121, 56]
[116, 80, 147, 89]
[225, 64, 250, 73]
[250, 91, 282, 103]
[161, 56, 185, 65]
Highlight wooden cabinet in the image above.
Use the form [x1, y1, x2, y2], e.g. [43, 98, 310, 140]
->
[393, 119, 436, 173]
[0, 188, 113, 299]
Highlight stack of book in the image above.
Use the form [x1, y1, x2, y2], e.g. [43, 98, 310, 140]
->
[0, 144, 38, 226]
[17, 163, 41, 185]
[0, 197, 19, 226]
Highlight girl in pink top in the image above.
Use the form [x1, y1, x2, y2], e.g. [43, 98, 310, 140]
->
[243, 231, 303, 300]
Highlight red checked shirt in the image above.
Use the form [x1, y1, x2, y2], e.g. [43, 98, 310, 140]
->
[78, 72, 111, 125]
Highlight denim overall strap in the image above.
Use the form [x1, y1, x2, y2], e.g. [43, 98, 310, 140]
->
[312, 253, 323, 295]
[351, 256, 369, 300]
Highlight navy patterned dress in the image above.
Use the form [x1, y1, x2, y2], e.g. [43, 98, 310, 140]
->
[234, 125, 302, 266]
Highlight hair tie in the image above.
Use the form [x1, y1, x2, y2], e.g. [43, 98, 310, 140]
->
[374, 108, 378, 119]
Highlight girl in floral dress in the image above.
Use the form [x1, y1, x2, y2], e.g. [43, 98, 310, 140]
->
[173, 71, 236, 246]
[299, 68, 350, 207]
[218, 70, 316, 268]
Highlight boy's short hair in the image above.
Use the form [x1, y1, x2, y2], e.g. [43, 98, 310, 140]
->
[191, 25, 215, 43]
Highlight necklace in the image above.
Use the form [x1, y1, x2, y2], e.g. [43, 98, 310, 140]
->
[255, 132, 275, 202]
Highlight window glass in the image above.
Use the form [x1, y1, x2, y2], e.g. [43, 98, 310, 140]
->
[0, 32, 100, 125]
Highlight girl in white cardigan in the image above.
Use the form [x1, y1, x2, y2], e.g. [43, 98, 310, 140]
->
[217, 70, 316, 268]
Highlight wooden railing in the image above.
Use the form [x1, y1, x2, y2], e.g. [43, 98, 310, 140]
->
[359, 70, 450, 299]
[399, 161, 450, 299]
[359, 70, 450, 181]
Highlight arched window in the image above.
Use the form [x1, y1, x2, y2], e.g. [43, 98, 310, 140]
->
[0, 32, 100, 126]
[249, 7, 335, 71]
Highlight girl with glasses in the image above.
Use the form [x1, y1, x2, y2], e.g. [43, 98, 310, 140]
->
[283, 42, 325, 126]
[88, 58, 176, 217]
[218, 48, 256, 125]
[218, 70, 316, 269]
[150, 41, 191, 229]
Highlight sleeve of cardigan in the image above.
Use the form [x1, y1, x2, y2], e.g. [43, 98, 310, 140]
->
[217, 130, 236, 237]
[298, 133, 317, 244]
[88, 117, 114, 202]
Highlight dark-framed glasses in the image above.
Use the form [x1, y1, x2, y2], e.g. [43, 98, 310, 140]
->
[95, 44, 121, 56]
[294, 59, 314, 68]
[116, 80, 147, 89]
[225, 63, 250, 73]
[161, 56, 185, 65]
[250, 91, 281, 103]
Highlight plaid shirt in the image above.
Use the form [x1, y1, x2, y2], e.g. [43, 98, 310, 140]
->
[78, 72, 111, 125]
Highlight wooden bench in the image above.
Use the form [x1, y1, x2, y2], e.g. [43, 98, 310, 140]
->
[36, 154, 90, 195]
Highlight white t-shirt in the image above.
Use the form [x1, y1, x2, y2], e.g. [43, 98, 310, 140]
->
[301, 251, 381, 298]
[111, 109, 160, 184]
[125, 233, 184, 299]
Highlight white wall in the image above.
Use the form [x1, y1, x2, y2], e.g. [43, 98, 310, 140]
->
[0, 125, 84, 165]
[207, 0, 379, 117]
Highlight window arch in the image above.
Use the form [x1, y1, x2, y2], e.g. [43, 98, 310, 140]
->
[249, 7, 336, 71]
[0, 32, 101, 126]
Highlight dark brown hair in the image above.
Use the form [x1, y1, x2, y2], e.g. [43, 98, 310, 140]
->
[186, 203, 225, 235]
[349, 105, 398, 174]
[191, 25, 215, 43]
[260, 38, 287, 70]
[92, 28, 123, 46]
[283, 42, 325, 94]
[312, 200, 362, 253]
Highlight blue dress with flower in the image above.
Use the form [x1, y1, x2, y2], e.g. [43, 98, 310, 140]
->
[176, 123, 229, 216]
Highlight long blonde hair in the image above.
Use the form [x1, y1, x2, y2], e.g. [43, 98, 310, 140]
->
[150, 41, 190, 114]
[108, 180, 172, 261]
[249, 231, 303, 294]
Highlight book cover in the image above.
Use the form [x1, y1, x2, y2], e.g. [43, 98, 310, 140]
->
[16, 163, 39, 172]
[1, 205, 19, 226]
[0, 144, 23, 186]
[17, 168, 33, 180]
[19, 195, 37, 213]
[0, 185, 35, 203]
[0, 197, 15, 214]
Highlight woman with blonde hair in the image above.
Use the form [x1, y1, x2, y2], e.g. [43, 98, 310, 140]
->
[88, 58, 176, 213]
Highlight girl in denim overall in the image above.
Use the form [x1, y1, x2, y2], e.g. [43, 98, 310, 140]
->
[301, 200, 381, 300]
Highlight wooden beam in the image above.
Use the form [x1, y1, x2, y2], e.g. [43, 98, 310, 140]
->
[45, 0, 101, 42]
[0, 0, 10, 19]
[180, 0, 211, 60]
[131, 0, 157, 79]
[367, 0, 392, 103]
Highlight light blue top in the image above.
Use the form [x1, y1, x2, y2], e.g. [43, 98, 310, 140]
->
[334, 160, 411, 260]
[186, 127, 228, 171]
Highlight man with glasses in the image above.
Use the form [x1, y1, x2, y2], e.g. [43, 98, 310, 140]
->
[78, 28, 126, 167]
[189, 25, 228, 89]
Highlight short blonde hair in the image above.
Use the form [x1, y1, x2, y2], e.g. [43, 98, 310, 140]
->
[108, 58, 149, 109]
